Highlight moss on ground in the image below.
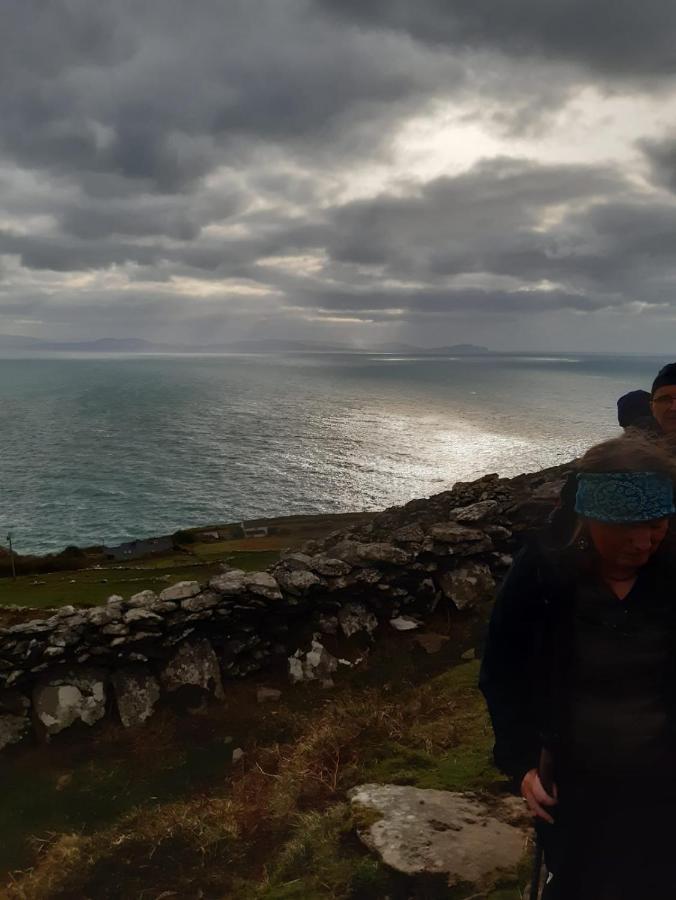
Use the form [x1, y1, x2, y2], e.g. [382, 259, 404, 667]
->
[2, 643, 526, 900]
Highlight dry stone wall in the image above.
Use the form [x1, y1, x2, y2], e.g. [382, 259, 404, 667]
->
[0, 464, 570, 751]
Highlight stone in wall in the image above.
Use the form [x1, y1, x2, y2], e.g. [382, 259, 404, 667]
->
[453, 499, 500, 524]
[33, 669, 107, 737]
[440, 562, 496, 611]
[112, 668, 161, 727]
[161, 639, 224, 700]
[338, 602, 378, 638]
[159, 581, 201, 602]
[0, 690, 31, 750]
[288, 638, 338, 685]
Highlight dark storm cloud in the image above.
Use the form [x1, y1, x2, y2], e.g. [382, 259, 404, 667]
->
[254, 157, 676, 319]
[0, 0, 460, 195]
[318, 0, 676, 81]
[641, 135, 676, 193]
[3, 0, 676, 347]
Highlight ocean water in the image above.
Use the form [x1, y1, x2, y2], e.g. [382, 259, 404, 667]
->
[0, 352, 669, 555]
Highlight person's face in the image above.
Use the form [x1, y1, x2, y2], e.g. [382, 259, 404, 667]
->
[586, 518, 669, 569]
[651, 386, 676, 433]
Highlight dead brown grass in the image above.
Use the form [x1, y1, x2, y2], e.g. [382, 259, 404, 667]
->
[4, 661, 490, 900]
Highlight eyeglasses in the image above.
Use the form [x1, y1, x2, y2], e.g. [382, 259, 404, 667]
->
[651, 395, 676, 408]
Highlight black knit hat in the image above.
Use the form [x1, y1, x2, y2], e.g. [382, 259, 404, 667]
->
[651, 362, 676, 396]
[617, 390, 651, 427]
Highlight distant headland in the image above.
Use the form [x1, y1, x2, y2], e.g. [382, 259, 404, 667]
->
[0, 334, 490, 355]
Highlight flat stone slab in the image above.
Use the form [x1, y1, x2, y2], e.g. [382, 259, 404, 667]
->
[349, 784, 529, 891]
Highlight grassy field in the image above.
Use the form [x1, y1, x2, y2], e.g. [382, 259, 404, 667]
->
[0, 509, 373, 612]
[0, 627, 529, 900]
[0, 551, 280, 611]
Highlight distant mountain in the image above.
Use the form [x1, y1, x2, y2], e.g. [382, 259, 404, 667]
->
[0, 334, 490, 355]
[206, 338, 347, 353]
[0, 334, 160, 352]
[424, 343, 489, 355]
[372, 342, 489, 355]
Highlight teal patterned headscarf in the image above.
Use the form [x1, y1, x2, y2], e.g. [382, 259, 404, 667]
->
[575, 471, 675, 524]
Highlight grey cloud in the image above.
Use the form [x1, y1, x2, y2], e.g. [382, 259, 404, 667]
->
[318, 0, 676, 81]
[0, 0, 461, 195]
[641, 135, 676, 193]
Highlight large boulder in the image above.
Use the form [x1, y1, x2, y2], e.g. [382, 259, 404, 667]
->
[349, 784, 529, 893]
[33, 670, 107, 737]
[112, 668, 161, 727]
[440, 562, 496, 611]
[161, 639, 224, 699]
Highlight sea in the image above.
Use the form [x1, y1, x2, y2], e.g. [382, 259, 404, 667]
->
[0, 352, 669, 555]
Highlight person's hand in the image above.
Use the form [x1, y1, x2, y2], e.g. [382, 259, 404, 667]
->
[520, 768, 558, 824]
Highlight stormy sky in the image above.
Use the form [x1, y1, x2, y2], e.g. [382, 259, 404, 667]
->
[4, 1, 676, 351]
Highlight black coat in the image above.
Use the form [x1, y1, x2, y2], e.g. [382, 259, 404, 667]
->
[480, 536, 676, 793]
[478, 541, 566, 791]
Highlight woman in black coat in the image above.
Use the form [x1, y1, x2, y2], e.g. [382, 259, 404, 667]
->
[480, 435, 676, 900]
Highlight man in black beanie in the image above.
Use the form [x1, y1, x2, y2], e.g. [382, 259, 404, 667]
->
[617, 390, 653, 430]
[650, 363, 676, 435]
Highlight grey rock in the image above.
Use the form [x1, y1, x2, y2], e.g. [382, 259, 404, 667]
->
[232, 747, 244, 763]
[0, 713, 30, 750]
[181, 590, 222, 612]
[87, 607, 120, 626]
[276, 569, 321, 595]
[309, 556, 352, 577]
[257, 687, 282, 703]
[532, 478, 566, 500]
[56, 606, 77, 617]
[106, 594, 124, 606]
[289, 639, 338, 684]
[102, 623, 129, 636]
[209, 569, 246, 595]
[318, 613, 339, 635]
[127, 590, 159, 608]
[453, 500, 499, 524]
[428, 523, 487, 544]
[243, 572, 282, 601]
[414, 633, 450, 654]
[354, 567, 382, 586]
[440, 562, 496, 611]
[357, 542, 412, 565]
[33, 671, 106, 736]
[393, 523, 426, 544]
[484, 525, 512, 541]
[123, 608, 163, 625]
[349, 784, 528, 891]
[112, 668, 161, 727]
[279, 552, 313, 571]
[389, 616, 419, 631]
[338, 602, 378, 638]
[159, 581, 201, 602]
[161, 639, 224, 699]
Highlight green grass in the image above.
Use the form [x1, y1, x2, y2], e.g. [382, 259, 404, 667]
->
[0, 730, 236, 873]
[0, 550, 281, 610]
[2, 647, 526, 900]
